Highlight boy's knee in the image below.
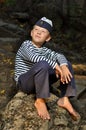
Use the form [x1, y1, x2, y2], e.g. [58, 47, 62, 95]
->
[67, 61, 74, 73]
[67, 61, 72, 68]
[38, 61, 50, 70]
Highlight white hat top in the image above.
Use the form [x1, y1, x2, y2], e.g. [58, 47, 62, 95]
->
[41, 17, 53, 27]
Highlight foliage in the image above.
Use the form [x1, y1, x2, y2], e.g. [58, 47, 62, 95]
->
[4, 0, 16, 6]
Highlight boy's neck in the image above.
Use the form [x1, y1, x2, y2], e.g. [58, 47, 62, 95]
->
[32, 41, 44, 48]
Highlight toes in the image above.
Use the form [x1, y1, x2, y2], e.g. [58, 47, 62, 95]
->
[42, 114, 50, 120]
[39, 113, 50, 120]
[70, 112, 81, 121]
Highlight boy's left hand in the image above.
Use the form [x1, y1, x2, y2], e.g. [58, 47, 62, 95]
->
[60, 65, 73, 84]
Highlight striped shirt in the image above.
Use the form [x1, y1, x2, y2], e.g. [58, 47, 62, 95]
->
[14, 40, 68, 82]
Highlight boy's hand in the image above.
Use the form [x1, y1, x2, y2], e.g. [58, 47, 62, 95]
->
[55, 65, 65, 84]
[60, 65, 73, 84]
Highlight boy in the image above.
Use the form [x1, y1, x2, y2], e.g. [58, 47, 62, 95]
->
[14, 17, 80, 120]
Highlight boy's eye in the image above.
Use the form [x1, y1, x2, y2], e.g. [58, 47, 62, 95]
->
[34, 28, 46, 33]
[42, 30, 45, 33]
[35, 28, 38, 31]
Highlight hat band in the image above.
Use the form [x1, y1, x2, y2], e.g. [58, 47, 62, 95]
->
[35, 20, 52, 33]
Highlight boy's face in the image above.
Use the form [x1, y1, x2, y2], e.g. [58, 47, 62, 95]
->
[31, 25, 51, 47]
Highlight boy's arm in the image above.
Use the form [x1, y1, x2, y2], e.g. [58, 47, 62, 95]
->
[45, 48, 68, 66]
[60, 65, 72, 83]
[55, 64, 72, 84]
[53, 50, 72, 83]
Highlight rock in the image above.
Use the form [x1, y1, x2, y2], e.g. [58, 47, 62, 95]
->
[1, 92, 82, 130]
[54, 115, 68, 126]
[0, 19, 24, 33]
[11, 12, 29, 20]
[39, 120, 49, 130]
[80, 125, 86, 130]
[73, 64, 86, 75]
[0, 37, 20, 52]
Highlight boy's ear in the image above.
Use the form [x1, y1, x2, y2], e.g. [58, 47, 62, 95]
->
[46, 35, 51, 42]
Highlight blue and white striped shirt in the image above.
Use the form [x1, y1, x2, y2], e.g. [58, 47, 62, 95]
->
[14, 40, 68, 82]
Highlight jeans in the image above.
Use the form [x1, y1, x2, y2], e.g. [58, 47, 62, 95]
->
[17, 61, 76, 98]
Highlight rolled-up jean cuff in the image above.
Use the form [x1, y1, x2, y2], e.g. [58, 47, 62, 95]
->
[63, 86, 76, 97]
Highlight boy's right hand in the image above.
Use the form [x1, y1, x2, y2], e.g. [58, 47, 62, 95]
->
[55, 64, 65, 84]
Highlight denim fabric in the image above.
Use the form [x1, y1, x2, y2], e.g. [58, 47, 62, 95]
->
[17, 61, 76, 98]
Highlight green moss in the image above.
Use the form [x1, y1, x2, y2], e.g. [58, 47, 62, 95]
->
[5, 0, 16, 6]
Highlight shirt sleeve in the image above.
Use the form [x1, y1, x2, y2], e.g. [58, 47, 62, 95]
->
[44, 48, 68, 66]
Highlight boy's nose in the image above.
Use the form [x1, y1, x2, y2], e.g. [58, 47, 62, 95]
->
[37, 30, 41, 34]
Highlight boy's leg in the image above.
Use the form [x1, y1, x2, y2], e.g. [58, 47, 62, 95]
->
[18, 61, 51, 120]
[59, 62, 76, 97]
[57, 62, 80, 120]
[18, 61, 50, 97]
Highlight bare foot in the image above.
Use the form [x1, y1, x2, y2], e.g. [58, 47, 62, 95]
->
[57, 97, 81, 121]
[34, 98, 50, 120]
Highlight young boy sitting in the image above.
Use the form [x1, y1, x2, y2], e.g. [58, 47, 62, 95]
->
[14, 17, 80, 120]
